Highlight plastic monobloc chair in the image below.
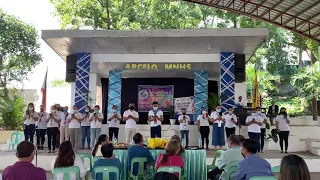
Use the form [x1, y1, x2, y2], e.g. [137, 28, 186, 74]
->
[271, 165, 280, 173]
[157, 166, 182, 179]
[76, 153, 92, 180]
[207, 150, 225, 172]
[92, 166, 120, 180]
[8, 131, 23, 150]
[225, 165, 238, 180]
[129, 157, 149, 180]
[249, 176, 278, 180]
[53, 166, 80, 180]
[92, 156, 103, 168]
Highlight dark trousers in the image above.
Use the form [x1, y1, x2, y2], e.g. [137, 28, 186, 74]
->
[81, 126, 91, 147]
[47, 127, 58, 151]
[225, 127, 236, 138]
[109, 127, 119, 141]
[200, 126, 210, 148]
[56, 128, 60, 148]
[279, 131, 290, 151]
[207, 167, 223, 180]
[151, 125, 161, 138]
[36, 129, 47, 148]
[260, 128, 266, 151]
[248, 132, 261, 152]
[24, 124, 36, 143]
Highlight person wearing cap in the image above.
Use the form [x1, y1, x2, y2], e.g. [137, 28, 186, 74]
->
[148, 101, 164, 138]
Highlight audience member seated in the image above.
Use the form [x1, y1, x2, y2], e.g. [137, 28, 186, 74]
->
[279, 154, 311, 180]
[238, 135, 245, 145]
[51, 141, 87, 180]
[170, 135, 185, 156]
[234, 139, 274, 180]
[2, 141, 46, 180]
[92, 143, 121, 180]
[155, 140, 184, 177]
[92, 134, 109, 157]
[128, 133, 155, 175]
[208, 135, 243, 180]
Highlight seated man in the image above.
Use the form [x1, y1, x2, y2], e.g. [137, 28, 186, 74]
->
[234, 139, 274, 180]
[2, 141, 46, 180]
[207, 135, 243, 180]
[128, 133, 154, 175]
[92, 143, 121, 180]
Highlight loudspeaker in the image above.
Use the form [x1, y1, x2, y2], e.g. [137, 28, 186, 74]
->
[234, 54, 246, 83]
[65, 54, 77, 82]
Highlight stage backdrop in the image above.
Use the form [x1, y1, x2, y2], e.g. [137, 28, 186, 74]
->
[174, 96, 194, 121]
[138, 85, 174, 112]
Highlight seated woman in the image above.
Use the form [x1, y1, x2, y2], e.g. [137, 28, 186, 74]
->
[170, 135, 185, 156]
[92, 143, 121, 180]
[279, 154, 311, 180]
[156, 140, 184, 177]
[51, 141, 86, 180]
[92, 134, 109, 157]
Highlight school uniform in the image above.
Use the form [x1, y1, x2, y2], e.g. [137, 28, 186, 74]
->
[210, 111, 225, 147]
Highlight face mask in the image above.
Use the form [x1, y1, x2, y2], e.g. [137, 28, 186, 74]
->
[85, 109, 89, 113]
[182, 112, 186, 115]
[202, 111, 207, 115]
[51, 110, 56, 113]
[216, 109, 221, 113]
[40, 108, 44, 112]
[153, 107, 158, 111]
[94, 110, 99, 113]
[112, 109, 117, 113]
[129, 106, 134, 110]
[63, 109, 68, 112]
[252, 113, 257, 116]
[28, 107, 34, 111]
[228, 111, 233, 114]
[281, 111, 286, 114]
[73, 110, 78, 113]
[257, 111, 261, 114]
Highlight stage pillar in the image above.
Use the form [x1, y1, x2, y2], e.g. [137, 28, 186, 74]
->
[194, 71, 208, 121]
[107, 70, 122, 114]
[74, 53, 91, 113]
[220, 52, 235, 112]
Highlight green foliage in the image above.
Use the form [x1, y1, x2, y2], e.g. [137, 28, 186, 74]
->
[50, 79, 70, 87]
[0, 89, 26, 130]
[207, 93, 220, 111]
[0, 9, 42, 96]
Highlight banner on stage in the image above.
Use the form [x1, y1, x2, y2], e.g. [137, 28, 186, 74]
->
[138, 85, 174, 112]
[174, 96, 194, 121]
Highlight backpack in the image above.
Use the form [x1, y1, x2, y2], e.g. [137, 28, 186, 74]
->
[154, 172, 179, 180]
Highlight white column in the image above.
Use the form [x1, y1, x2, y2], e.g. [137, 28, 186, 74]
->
[70, 82, 76, 108]
[89, 73, 97, 107]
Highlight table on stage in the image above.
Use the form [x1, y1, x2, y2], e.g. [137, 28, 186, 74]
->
[113, 148, 207, 180]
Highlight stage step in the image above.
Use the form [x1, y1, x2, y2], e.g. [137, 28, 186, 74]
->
[310, 147, 320, 156]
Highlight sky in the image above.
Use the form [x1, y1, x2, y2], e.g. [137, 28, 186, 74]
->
[0, 0, 66, 89]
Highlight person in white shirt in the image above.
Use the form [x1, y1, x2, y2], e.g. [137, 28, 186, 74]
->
[245, 108, 263, 153]
[224, 107, 238, 138]
[89, 105, 104, 148]
[123, 103, 139, 145]
[23, 103, 39, 143]
[257, 107, 268, 153]
[107, 105, 122, 141]
[210, 104, 226, 150]
[36, 105, 48, 150]
[46, 105, 61, 153]
[59, 106, 70, 144]
[178, 108, 190, 147]
[197, 108, 210, 149]
[276, 107, 290, 153]
[81, 106, 91, 149]
[67, 105, 83, 152]
[235, 96, 246, 107]
[148, 101, 164, 138]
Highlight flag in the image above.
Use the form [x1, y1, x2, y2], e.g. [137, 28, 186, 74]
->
[41, 67, 48, 111]
[252, 71, 261, 108]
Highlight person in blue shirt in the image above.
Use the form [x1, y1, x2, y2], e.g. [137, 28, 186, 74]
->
[92, 143, 121, 180]
[234, 139, 274, 180]
[128, 133, 154, 175]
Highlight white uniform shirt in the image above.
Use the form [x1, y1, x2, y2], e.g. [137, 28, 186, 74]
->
[246, 115, 263, 133]
[178, 114, 190, 130]
[148, 110, 163, 127]
[23, 111, 39, 125]
[90, 112, 103, 128]
[123, 110, 139, 129]
[197, 115, 210, 126]
[46, 112, 60, 128]
[67, 112, 82, 128]
[210, 111, 225, 127]
[81, 113, 91, 126]
[107, 112, 122, 128]
[37, 112, 48, 129]
[276, 114, 290, 131]
[224, 113, 237, 128]
[60, 112, 69, 127]
[258, 113, 268, 129]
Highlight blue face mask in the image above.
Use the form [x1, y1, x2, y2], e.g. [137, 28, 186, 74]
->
[216, 109, 221, 113]
[252, 113, 257, 116]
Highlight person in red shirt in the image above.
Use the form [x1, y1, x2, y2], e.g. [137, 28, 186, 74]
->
[2, 141, 46, 180]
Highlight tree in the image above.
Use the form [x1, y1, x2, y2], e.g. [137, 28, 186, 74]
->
[0, 9, 42, 97]
[50, 79, 70, 88]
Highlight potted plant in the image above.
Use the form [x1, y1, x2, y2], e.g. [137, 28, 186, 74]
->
[265, 123, 278, 143]
[167, 105, 176, 125]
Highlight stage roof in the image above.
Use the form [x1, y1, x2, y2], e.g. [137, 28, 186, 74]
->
[185, 0, 320, 42]
[42, 28, 268, 61]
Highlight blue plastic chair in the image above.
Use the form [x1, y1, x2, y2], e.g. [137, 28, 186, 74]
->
[129, 157, 149, 180]
[157, 166, 182, 179]
[249, 176, 278, 180]
[271, 165, 280, 173]
[53, 166, 80, 180]
[8, 131, 24, 150]
[92, 156, 103, 169]
[92, 166, 120, 180]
